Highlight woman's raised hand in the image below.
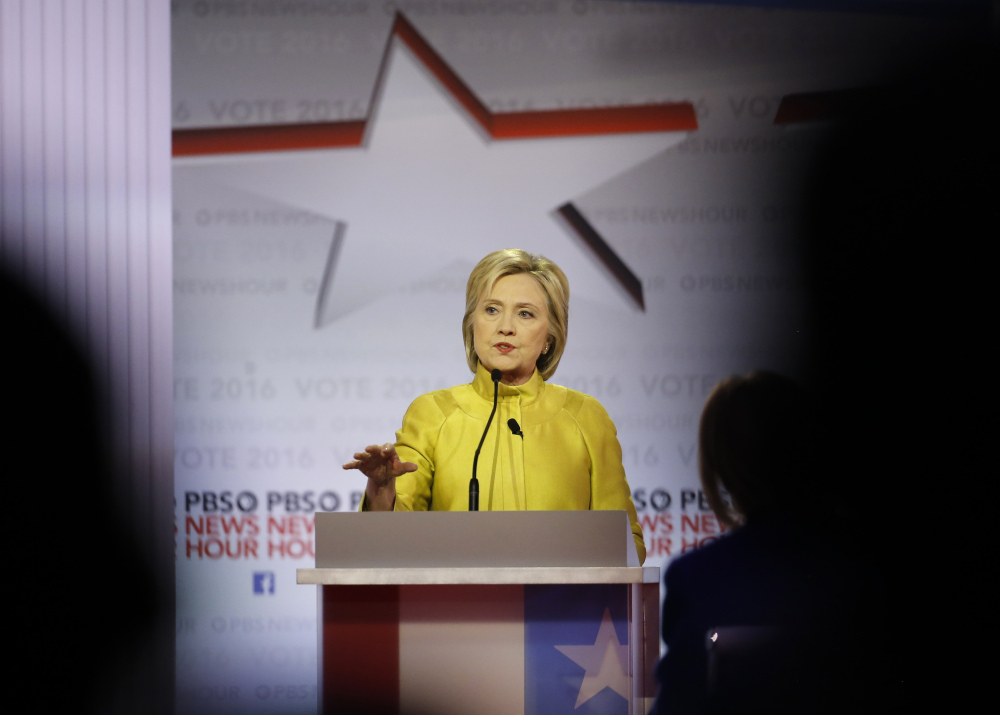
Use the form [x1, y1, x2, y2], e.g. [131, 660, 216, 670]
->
[343, 443, 417, 483]
[343, 443, 417, 510]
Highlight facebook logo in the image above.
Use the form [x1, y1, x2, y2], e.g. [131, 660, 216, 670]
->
[253, 571, 275, 595]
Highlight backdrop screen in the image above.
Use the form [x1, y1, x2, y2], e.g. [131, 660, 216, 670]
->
[171, 1, 970, 712]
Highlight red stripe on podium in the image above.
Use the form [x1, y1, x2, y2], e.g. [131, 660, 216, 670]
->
[323, 585, 400, 715]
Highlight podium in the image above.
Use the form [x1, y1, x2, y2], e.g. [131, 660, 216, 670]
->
[298, 511, 659, 715]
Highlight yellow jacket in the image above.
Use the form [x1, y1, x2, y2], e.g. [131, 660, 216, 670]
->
[393, 363, 646, 563]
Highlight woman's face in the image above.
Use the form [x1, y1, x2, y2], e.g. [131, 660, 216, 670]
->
[473, 273, 551, 386]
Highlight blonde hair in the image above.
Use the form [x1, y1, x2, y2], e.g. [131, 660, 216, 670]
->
[463, 249, 569, 381]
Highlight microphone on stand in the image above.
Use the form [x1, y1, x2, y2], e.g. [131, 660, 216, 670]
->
[470, 369, 502, 511]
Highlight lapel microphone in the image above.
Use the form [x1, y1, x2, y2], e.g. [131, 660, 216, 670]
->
[507, 418, 523, 438]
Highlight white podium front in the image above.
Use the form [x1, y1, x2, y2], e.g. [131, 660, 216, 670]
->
[298, 511, 659, 715]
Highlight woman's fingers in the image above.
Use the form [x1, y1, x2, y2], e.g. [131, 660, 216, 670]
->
[342, 443, 413, 484]
[343, 444, 413, 477]
[343, 444, 390, 469]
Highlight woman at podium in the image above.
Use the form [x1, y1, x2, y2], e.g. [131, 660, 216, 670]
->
[343, 248, 645, 563]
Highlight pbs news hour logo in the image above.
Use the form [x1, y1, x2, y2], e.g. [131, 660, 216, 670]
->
[178, 489, 362, 561]
[178, 486, 727, 564]
[632, 486, 729, 560]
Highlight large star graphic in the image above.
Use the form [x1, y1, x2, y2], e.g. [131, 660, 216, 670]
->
[554, 608, 630, 708]
[175, 20, 689, 326]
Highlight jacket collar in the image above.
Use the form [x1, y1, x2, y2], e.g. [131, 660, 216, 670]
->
[471, 362, 544, 405]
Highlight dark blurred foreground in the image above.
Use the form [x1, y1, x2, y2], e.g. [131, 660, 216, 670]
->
[2, 271, 163, 713]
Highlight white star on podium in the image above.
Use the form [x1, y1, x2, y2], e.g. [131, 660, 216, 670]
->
[554, 608, 630, 708]
[184, 32, 687, 327]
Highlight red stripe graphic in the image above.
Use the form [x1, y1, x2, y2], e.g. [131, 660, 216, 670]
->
[173, 121, 366, 157]
[172, 12, 697, 157]
[773, 87, 878, 125]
